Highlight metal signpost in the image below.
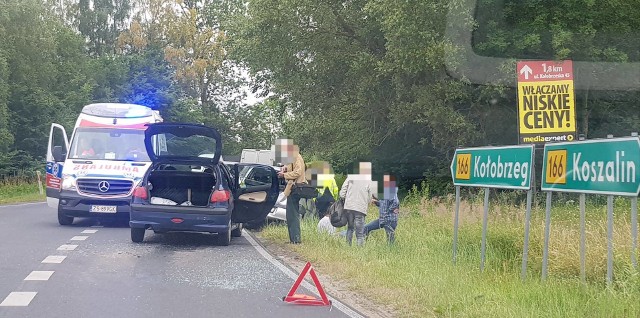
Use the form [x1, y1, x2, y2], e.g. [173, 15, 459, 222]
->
[541, 135, 640, 285]
[451, 145, 534, 276]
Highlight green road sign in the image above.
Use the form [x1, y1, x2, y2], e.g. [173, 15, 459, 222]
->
[450, 145, 535, 190]
[541, 137, 640, 196]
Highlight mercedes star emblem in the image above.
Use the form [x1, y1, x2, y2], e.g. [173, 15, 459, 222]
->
[98, 181, 110, 193]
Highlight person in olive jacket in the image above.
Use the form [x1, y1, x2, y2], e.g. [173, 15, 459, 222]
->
[276, 139, 306, 244]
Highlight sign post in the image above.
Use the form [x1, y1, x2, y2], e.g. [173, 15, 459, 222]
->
[452, 186, 461, 264]
[578, 135, 586, 284]
[521, 188, 533, 280]
[517, 60, 577, 144]
[451, 145, 534, 272]
[632, 132, 639, 270]
[541, 136, 640, 283]
[542, 191, 552, 281]
[481, 188, 490, 272]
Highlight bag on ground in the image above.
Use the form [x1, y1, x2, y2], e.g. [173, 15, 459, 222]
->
[329, 198, 347, 227]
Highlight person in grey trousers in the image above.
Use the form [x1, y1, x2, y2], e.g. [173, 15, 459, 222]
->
[339, 163, 376, 246]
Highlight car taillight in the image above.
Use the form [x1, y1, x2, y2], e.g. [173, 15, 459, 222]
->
[133, 186, 148, 200]
[210, 190, 231, 203]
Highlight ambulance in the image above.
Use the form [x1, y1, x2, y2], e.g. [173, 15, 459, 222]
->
[46, 103, 163, 225]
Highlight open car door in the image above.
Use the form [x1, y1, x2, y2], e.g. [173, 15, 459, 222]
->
[46, 123, 69, 208]
[232, 164, 279, 223]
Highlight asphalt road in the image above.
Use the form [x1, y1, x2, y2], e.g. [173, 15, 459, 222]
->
[0, 203, 360, 318]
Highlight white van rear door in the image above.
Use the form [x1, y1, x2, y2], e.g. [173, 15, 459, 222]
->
[46, 123, 69, 208]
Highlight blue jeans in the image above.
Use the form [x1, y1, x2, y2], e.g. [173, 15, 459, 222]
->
[364, 219, 397, 244]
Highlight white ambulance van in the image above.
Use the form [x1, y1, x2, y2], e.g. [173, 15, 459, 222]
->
[46, 103, 163, 225]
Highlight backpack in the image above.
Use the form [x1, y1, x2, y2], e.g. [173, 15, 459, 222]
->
[329, 198, 347, 227]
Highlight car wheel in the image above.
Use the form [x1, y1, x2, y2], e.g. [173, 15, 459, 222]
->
[131, 228, 145, 243]
[231, 223, 243, 237]
[57, 206, 74, 226]
[217, 220, 231, 246]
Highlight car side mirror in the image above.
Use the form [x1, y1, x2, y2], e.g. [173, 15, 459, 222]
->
[52, 146, 65, 162]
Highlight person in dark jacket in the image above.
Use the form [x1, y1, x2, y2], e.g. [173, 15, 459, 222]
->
[365, 174, 399, 244]
[315, 187, 335, 219]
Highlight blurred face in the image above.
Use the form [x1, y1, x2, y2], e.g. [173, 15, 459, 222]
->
[320, 161, 332, 174]
[274, 138, 298, 165]
[308, 161, 333, 180]
[350, 162, 372, 180]
[306, 167, 320, 187]
[382, 174, 398, 199]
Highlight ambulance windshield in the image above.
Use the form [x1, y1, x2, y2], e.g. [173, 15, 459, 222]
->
[69, 128, 150, 161]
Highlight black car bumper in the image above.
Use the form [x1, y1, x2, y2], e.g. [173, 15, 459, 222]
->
[130, 204, 230, 234]
[58, 190, 132, 218]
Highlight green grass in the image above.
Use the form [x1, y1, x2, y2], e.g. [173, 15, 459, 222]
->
[0, 181, 45, 204]
[259, 196, 640, 317]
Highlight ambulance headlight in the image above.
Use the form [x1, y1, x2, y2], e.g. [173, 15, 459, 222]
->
[61, 176, 77, 190]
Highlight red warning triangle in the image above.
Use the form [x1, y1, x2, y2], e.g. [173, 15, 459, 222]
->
[282, 262, 332, 306]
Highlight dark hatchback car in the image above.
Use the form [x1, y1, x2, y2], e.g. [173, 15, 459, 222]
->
[129, 123, 279, 245]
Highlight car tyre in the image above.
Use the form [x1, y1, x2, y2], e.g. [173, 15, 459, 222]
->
[58, 206, 74, 226]
[231, 223, 243, 237]
[131, 228, 145, 243]
[217, 220, 231, 246]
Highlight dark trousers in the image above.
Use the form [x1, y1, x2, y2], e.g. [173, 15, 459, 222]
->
[286, 193, 302, 243]
[345, 209, 366, 246]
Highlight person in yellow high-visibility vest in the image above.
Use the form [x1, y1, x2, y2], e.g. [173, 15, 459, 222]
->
[314, 162, 339, 219]
[317, 171, 339, 200]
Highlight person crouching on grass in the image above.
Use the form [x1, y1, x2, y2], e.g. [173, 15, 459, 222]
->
[365, 174, 400, 244]
[317, 207, 336, 235]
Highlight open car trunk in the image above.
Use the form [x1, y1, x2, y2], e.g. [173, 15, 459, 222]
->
[148, 170, 216, 207]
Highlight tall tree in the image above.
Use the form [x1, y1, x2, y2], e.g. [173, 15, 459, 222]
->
[70, 0, 132, 56]
[0, 0, 92, 168]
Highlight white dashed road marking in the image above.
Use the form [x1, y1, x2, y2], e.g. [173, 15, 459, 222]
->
[24, 271, 54, 281]
[57, 244, 78, 251]
[42, 255, 66, 264]
[0, 292, 37, 306]
[70, 236, 88, 241]
[81, 229, 98, 234]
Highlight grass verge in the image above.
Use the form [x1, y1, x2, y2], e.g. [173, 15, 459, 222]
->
[259, 196, 640, 317]
[0, 181, 45, 204]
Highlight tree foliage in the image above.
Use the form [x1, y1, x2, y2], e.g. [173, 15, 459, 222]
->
[2, 0, 640, 192]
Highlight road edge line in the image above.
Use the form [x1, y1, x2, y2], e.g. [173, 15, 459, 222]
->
[0, 202, 46, 208]
[243, 229, 365, 318]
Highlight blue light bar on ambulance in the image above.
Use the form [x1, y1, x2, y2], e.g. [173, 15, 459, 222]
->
[81, 103, 154, 118]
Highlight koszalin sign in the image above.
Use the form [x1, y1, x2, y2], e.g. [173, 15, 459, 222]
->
[517, 60, 577, 144]
[451, 145, 535, 190]
[541, 137, 640, 196]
